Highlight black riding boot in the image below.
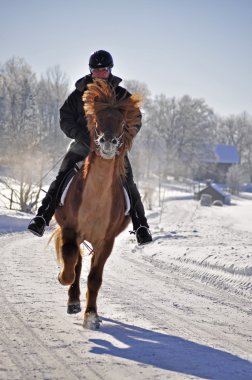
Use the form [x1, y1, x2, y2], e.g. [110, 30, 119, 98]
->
[127, 182, 152, 245]
[27, 152, 84, 237]
[125, 156, 152, 245]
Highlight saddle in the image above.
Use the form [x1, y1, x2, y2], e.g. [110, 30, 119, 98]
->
[58, 163, 131, 215]
[57, 161, 83, 207]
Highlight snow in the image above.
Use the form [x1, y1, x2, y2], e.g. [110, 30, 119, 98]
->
[0, 209, 31, 234]
[0, 186, 251, 379]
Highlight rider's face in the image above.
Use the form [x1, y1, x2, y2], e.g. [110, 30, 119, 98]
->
[91, 67, 110, 79]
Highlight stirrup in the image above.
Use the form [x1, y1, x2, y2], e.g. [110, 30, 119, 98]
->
[27, 215, 46, 237]
[135, 226, 152, 245]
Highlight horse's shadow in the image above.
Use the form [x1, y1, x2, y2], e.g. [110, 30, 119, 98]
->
[89, 317, 252, 380]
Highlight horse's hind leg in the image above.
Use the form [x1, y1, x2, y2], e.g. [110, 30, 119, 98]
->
[58, 227, 80, 286]
[67, 253, 82, 314]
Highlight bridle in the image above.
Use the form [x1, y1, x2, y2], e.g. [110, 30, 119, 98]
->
[94, 121, 125, 157]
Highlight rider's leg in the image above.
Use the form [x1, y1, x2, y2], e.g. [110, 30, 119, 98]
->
[124, 156, 152, 245]
[28, 142, 89, 237]
[39, 151, 84, 223]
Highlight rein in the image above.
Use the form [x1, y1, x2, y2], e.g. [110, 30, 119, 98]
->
[82, 241, 95, 256]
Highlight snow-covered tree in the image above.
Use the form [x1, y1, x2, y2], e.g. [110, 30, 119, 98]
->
[37, 65, 69, 159]
[0, 57, 69, 211]
[215, 112, 252, 182]
[146, 94, 216, 179]
[226, 165, 244, 194]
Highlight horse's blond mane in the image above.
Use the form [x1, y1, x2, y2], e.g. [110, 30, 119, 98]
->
[83, 79, 143, 151]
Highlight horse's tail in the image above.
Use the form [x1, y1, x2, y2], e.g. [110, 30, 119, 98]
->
[48, 226, 63, 265]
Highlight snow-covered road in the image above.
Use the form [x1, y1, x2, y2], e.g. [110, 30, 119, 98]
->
[0, 197, 251, 379]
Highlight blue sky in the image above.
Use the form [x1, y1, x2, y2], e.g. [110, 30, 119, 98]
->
[1, 0, 252, 116]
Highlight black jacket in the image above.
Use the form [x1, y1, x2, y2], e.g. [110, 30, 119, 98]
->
[60, 74, 142, 146]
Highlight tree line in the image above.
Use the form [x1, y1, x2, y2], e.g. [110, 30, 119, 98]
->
[0, 57, 69, 211]
[0, 57, 252, 211]
[125, 80, 252, 193]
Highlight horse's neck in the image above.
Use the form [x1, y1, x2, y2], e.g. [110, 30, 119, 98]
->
[76, 153, 126, 245]
[86, 154, 120, 189]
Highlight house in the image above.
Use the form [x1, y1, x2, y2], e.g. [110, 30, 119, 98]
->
[195, 182, 231, 205]
[196, 144, 240, 183]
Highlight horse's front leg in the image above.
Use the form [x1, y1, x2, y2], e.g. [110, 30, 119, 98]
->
[67, 252, 82, 314]
[83, 239, 114, 329]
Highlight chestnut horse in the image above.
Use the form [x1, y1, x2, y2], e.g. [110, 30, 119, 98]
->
[53, 79, 142, 329]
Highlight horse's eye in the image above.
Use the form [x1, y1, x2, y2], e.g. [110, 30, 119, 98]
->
[111, 138, 118, 145]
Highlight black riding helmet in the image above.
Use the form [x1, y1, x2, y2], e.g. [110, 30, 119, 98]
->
[89, 50, 114, 69]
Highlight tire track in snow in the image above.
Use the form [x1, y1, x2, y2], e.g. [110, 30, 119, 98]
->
[101, 242, 252, 361]
[0, 231, 251, 380]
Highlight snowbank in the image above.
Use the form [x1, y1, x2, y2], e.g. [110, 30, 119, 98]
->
[0, 208, 31, 234]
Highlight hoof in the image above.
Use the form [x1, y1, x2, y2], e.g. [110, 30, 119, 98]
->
[67, 303, 81, 314]
[83, 312, 101, 330]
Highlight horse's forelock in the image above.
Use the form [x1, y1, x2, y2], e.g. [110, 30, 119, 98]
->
[83, 79, 116, 129]
[83, 80, 115, 110]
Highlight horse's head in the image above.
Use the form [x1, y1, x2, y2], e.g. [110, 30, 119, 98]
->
[83, 79, 143, 161]
[94, 108, 125, 159]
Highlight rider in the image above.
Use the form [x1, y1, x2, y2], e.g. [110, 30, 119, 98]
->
[27, 50, 152, 245]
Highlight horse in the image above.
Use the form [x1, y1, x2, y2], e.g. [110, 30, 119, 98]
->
[53, 79, 143, 329]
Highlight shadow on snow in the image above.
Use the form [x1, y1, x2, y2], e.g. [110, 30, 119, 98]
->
[89, 317, 252, 380]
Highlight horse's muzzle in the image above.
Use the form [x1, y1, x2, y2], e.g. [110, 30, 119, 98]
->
[99, 141, 118, 159]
